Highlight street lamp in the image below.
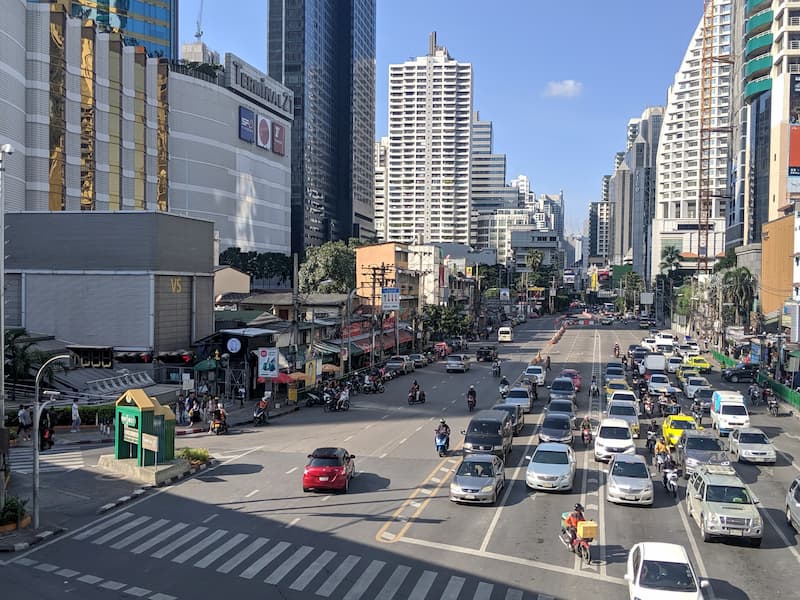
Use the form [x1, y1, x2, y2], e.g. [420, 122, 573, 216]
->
[0, 143, 14, 513]
[32, 353, 70, 529]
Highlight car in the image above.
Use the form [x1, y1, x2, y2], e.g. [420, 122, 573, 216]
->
[647, 373, 672, 395]
[694, 388, 714, 414]
[558, 368, 582, 392]
[638, 319, 652, 329]
[538, 413, 574, 446]
[683, 376, 711, 400]
[600, 317, 614, 325]
[524, 364, 546, 385]
[684, 355, 712, 373]
[545, 398, 577, 429]
[641, 337, 657, 351]
[594, 418, 636, 462]
[505, 386, 533, 413]
[408, 353, 427, 368]
[686, 340, 700, 352]
[676, 367, 699, 386]
[607, 453, 653, 505]
[721, 362, 759, 383]
[728, 427, 777, 464]
[632, 348, 648, 365]
[475, 346, 498, 362]
[302, 447, 356, 493]
[676, 430, 729, 477]
[492, 403, 525, 435]
[606, 358, 624, 370]
[627, 344, 643, 358]
[605, 379, 631, 401]
[445, 353, 471, 373]
[386, 355, 415, 374]
[686, 464, 762, 545]
[674, 343, 693, 357]
[525, 443, 576, 491]
[604, 366, 625, 385]
[449, 453, 505, 504]
[609, 390, 638, 405]
[625, 542, 708, 600]
[606, 400, 641, 438]
[662, 414, 699, 447]
[786, 476, 800, 532]
[666, 356, 684, 373]
[548, 376, 577, 404]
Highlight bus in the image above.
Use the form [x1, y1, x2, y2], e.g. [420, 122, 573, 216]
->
[498, 326, 514, 342]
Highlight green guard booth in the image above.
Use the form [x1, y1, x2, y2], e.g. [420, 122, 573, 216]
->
[114, 389, 176, 466]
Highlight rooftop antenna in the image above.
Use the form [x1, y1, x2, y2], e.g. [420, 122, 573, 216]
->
[194, 0, 204, 42]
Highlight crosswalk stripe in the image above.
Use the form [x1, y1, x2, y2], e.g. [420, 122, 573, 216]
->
[130, 523, 188, 555]
[536, 595, 554, 600]
[441, 576, 466, 600]
[216, 537, 269, 574]
[342, 559, 385, 600]
[288, 550, 336, 591]
[316, 554, 361, 597]
[473, 582, 493, 600]
[92, 516, 151, 546]
[194, 533, 249, 569]
[74, 512, 134, 541]
[408, 570, 437, 600]
[111, 519, 169, 551]
[504, 590, 524, 600]
[239, 541, 290, 580]
[151, 527, 208, 559]
[265, 545, 313, 585]
[374, 564, 411, 600]
[172, 529, 228, 564]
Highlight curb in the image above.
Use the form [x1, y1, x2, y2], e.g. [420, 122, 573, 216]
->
[0, 527, 65, 553]
[57, 437, 115, 446]
[96, 458, 219, 514]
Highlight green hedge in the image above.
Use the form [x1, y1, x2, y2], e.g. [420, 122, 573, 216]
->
[711, 351, 738, 369]
[4, 404, 116, 428]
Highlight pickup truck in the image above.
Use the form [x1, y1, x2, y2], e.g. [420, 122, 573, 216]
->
[386, 355, 414, 374]
[476, 346, 498, 362]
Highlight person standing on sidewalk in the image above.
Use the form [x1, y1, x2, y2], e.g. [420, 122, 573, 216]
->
[17, 404, 32, 441]
[71, 399, 81, 432]
[545, 355, 551, 372]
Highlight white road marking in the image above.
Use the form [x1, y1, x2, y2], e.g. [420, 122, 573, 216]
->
[398, 438, 407, 444]
[216, 537, 269, 573]
[342, 559, 385, 600]
[201, 514, 218, 524]
[151, 527, 208, 559]
[441, 575, 465, 600]
[171, 529, 228, 564]
[315, 554, 361, 597]
[289, 550, 337, 591]
[379, 453, 387, 459]
[473, 581, 493, 600]
[374, 564, 411, 600]
[344, 435, 353, 442]
[73, 511, 135, 541]
[92, 516, 151, 546]
[239, 541, 290, 579]
[286, 517, 301, 528]
[194, 533, 248, 568]
[321, 495, 331, 502]
[112, 519, 170, 550]
[416, 426, 423, 432]
[285, 467, 298, 474]
[407, 570, 437, 599]
[130, 523, 188, 555]
[244, 489, 259, 498]
[265, 545, 314, 584]
[430, 477, 441, 483]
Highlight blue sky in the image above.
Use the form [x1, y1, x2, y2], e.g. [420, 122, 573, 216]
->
[179, 1, 702, 235]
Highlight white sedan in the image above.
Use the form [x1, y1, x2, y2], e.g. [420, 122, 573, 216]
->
[683, 376, 710, 400]
[525, 443, 576, 491]
[524, 365, 546, 385]
[729, 427, 777, 464]
[625, 542, 708, 600]
[647, 373, 672, 395]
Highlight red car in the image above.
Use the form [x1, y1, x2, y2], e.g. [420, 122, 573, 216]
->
[302, 447, 356, 493]
[559, 368, 583, 392]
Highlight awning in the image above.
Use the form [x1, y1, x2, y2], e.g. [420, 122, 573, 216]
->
[313, 341, 342, 355]
[193, 358, 218, 372]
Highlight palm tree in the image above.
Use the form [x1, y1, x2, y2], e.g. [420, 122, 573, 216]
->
[722, 267, 756, 327]
[525, 249, 544, 273]
[5, 330, 49, 403]
[659, 246, 682, 275]
[621, 271, 643, 310]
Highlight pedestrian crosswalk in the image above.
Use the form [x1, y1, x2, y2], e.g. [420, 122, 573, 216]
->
[8, 446, 85, 474]
[71, 511, 552, 599]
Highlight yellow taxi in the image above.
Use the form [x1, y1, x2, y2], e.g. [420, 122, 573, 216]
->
[676, 366, 699, 386]
[605, 379, 631, 402]
[683, 355, 712, 373]
[662, 414, 699, 447]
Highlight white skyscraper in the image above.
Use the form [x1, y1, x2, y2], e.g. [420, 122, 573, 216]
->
[373, 137, 389, 240]
[651, 0, 731, 278]
[385, 32, 473, 243]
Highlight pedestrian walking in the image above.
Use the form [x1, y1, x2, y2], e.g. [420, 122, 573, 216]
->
[70, 399, 81, 432]
[175, 393, 186, 425]
[17, 405, 32, 441]
[545, 355, 551, 372]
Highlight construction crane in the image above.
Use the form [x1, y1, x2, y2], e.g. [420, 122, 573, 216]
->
[697, 0, 733, 274]
[194, 0, 204, 42]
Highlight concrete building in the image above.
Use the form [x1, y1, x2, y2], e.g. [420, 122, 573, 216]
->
[651, 0, 732, 278]
[470, 112, 517, 215]
[471, 208, 538, 264]
[511, 230, 563, 274]
[760, 211, 793, 318]
[267, 0, 377, 251]
[374, 137, 390, 241]
[608, 160, 633, 266]
[355, 242, 420, 319]
[588, 200, 611, 262]
[511, 175, 533, 206]
[384, 32, 473, 244]
[181, 41, 220, 65]
[214, 266, 251, 297]
[537, 192, 565, 238]
[409, 245, 448, 307]
[5, 212, 214, 353]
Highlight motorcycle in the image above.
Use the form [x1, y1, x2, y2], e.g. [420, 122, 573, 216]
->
[558, 517, 592, 564]
[646, 430, 657, 454]
[655, 451, 669, 470]
[614, 346, 620, 358]
[40, 427, 55, 451]
[492, 364, 501, 377]
[211, 417, 228, 435]
[253, 403, 268, 426]
[643, 399, 654, 418]
[589, 382, 599, 399]
[467, 394, 476, 412]
[662, 467, 679, 498]
[323, 396, 350, 412]
[408, 389, 426, 405]
[499, 383, 509, 399]
[768, 396, 779, 417]
[435, 432, 449, 457]
[363, 380, 385, 394]
[581, 427, 592, 447]
[305, 391, 327, 407]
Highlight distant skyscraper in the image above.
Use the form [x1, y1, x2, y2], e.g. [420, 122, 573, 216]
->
[268, 0, 376, 253]
[181, 41, 219, 65]
[67, 0, 179, 59]
[374, 137, 389, 241]
[589, 201, 611, 261]
[384, 33, 473, 244]
[511, 175, 533, 206]
[470, 112, 515, 215]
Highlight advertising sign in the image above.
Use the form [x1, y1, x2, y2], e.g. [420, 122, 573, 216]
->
[639, 292, 654, 305]
[272, 122, 286, 156]
[258, 347, 279, 378]
[381, 287, 400, 312]
[239, 106, 255, 143]
[225, 53, 294, 120]
[789, 75, 800, 197]
[257, 115, 272, 150]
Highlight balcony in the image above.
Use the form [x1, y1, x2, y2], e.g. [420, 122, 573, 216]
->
[746, 10, 774, 36]
[744, 76, 773, 100]
[747, 0, 771, 17]
[744, 54, 773, 80]
[745, 32, 774, 58]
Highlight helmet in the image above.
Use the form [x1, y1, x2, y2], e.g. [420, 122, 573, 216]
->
[440, 418, 446, 424]
[574, 503, 584, 512]
[470, 385, 475, 390]
[217, 403, 223, 409]
[651, 419, 657, 425]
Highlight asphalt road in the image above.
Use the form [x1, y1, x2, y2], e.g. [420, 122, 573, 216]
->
[3, 317, 800, 600]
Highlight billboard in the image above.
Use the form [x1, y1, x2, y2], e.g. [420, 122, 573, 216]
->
[239, 106, 255, 143]
[257, 115, 272, 150]
[272, 122, 286, 156]
[789, 75, 800, 197]
[381, 287, 400, 312]
[258, 347, 279, 378]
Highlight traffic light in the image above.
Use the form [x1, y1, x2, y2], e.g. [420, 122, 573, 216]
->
[67, 345, 114, 369]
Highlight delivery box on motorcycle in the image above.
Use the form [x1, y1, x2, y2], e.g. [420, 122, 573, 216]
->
[577, 521, 598, 541]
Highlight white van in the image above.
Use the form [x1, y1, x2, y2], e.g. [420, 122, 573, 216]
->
[498, 327, 514, 343]
[710, 391, 749, 436]
[655, 332, 675, 345]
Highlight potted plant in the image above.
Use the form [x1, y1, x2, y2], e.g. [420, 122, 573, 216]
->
[0, 495, 30, 531]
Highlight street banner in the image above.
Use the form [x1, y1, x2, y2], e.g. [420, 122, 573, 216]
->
[382, 287, 400, 312]
[258, 347, 279, 378]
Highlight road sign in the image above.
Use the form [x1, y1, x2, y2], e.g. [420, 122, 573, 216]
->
[141, 433, 159, 452]
[123, 425, 138, 444]
[382, 287, 400, 312]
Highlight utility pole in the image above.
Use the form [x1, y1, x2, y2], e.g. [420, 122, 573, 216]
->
[292, 253, 300, 371]
[362, 263, 393, 365]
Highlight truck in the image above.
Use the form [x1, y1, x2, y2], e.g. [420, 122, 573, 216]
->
[638, 353, 666, 377]
[710, 390, 750, 437]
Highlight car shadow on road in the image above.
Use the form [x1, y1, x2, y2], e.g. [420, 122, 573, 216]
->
[351, 472, 391, 493]
[601, 543, 628, 566]
[706, 578, 750, 600]
[196, 463, 264, 481]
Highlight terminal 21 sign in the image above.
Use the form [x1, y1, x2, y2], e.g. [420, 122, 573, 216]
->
[239, 106, 285, 156]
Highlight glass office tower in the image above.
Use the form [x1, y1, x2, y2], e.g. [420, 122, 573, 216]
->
[268, 0, 376, 254]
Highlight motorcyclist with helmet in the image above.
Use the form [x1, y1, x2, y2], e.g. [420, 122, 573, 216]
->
[467, 385, 477, 409]
[409, 380, 421, 402]
[435, 418, 451, 452]
[564, 503, 586, 547]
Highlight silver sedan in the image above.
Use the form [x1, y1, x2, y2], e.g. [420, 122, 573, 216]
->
[525, 443, 576, 491]
[606, 453, 654, 505]
[449, 454, 505, 504]
[729, 427, 777, 464]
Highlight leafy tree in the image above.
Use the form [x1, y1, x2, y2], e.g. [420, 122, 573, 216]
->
[621, 271, 644, 310]
[713, 247, 737, 273]
[722, 267, 756, 327]
[255, 252, 292, 283]
[5, 329, 53, 403]
[219, 247, 247, 271]
[298, 241, 356, 293]
[423, 305, 471, 338]
[659, 246, 682, 276]
[525, 249, 544, 273]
